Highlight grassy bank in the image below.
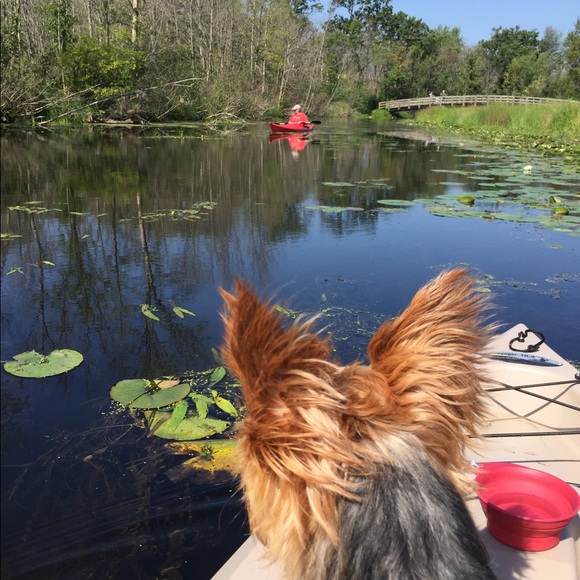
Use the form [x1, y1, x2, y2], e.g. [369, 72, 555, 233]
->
[409, 102, 580, 159]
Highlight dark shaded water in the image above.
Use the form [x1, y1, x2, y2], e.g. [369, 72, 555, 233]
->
[1, 121, 579, 579]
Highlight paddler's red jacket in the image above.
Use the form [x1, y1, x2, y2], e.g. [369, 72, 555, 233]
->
[288, 111, 309, 123]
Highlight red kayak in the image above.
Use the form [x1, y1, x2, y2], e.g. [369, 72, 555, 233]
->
[269, 122, 315, 133]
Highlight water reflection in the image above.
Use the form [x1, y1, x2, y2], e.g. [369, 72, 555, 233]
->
[268, 132, 312, 158]
[1, 122, 579, 579]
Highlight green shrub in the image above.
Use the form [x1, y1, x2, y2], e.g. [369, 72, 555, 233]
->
[371, 109, 393, 122]
[63, 36, 145, 98]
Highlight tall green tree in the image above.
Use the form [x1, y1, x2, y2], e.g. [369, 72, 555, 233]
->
[1, 0, 578, 123]
[415, 26, 464, 96]
[47, 0, 76, 53]
[563, 19, 580, 98]
[479, 26, 540, 93]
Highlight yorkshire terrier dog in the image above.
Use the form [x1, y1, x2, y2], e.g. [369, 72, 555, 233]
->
[220, 269, 497, 579]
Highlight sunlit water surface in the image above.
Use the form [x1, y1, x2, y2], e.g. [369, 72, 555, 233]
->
[1, 121, 579, 579]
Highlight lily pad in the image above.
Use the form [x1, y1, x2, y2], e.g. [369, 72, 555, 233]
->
[110, 378, 191, 408]
[457, 195, 475, 206]
[321, 182, 356, 187]
[552, 207, 569, 215]
[4, 349, 83, 378]
[163, 399, 189, 430]
[377, 199, 415, 207]
[190, 393, 213, 418]
[164, 439, 239, 483]
[147, 411, 230, 440]
[212, 390, 238, 417]
[141, 304, 160, 321]
[305, 205, 363, 213]
[209, 366, 226, 386]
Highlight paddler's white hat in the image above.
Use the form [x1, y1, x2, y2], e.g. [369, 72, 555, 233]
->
[292, 104, 301, 110]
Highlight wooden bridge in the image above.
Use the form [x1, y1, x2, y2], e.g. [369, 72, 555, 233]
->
[378, 94, 578, 113]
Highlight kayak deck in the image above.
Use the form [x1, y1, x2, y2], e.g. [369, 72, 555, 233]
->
[213, 323, 580, 580]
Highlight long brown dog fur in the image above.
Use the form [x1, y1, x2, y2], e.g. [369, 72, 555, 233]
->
[220, 269, 495, 579]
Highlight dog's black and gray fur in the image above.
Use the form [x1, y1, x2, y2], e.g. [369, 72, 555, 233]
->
[331, 442, 496, 579]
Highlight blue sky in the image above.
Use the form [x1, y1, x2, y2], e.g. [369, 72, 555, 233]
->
[320, 0, 579, 46]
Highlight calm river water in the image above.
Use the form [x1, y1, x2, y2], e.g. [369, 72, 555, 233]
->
[1, 121, 579, 579]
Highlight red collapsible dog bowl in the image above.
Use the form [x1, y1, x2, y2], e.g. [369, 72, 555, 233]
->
[475, 462, 580, 551]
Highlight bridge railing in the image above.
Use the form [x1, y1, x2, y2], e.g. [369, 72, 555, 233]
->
[378, 94, 578, 111]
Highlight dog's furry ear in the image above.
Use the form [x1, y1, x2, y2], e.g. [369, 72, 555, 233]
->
[367, 269, 494, 493]
[368, 269, 490, 372]
[219, 279, 333, 404]
[220, 280, 356, 549]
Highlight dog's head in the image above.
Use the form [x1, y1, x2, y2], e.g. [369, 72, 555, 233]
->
[219, 269, 494, 568]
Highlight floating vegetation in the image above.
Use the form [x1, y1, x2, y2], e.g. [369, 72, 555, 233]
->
[274, 304, 300, 318]
[110, 357, 240, 439]
[377, 147, 579, 236]
[4, 349, 84, 378]
[107, 362, 241, 478]
[140, 303, 195, 322]
[552, 207, 569, 215]
[1, 233, 22, 240]
[309, 145, 578, 236]
[147, 410, 230, 440]
[163, 439, 239, 484]
[375, 206, 408, 214]
[321, 182, 357, 187]
[110, 378, 191, 409]
[457, 195, 475, 206]
[361, 178, 393, 186]
[431, 169, 469, 175]
[306, 144, 580, 237]
[376, 199, 415, 207]
[141, 203, 217, 222]
[172, 305, 196, 319]
[141, 304, 160, 321]
[545, 272, 580, 284]
[472, 270, 579, 299]
[305, 205, 364, 213]
[8, 204, 61, 214]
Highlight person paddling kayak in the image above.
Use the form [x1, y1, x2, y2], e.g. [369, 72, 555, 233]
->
[288, 104, 309, 125]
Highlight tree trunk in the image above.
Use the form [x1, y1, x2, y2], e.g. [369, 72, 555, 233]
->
[131, 0, 139, 44]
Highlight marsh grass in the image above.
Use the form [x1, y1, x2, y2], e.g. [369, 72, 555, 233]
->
[413, 102, 580, 140]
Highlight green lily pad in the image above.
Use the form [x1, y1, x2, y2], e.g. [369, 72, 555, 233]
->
[377, 199, 416, 207]
[305, 205, 363, 213]
[457, 195, 475, 206]
[163, 399, 189, 430]
[164, 439, 240, 483]
[552, 207, 569, 215]
[110, 378, 191, 408]
[431, 169, 468, 175]
[147, 411, 230, 440]
[209, 366, 226, 386]
[321, 182, 356, 187]
[190, 393, 213, 418]
[3, 349, 83, 378]
[212, 390, 238, 417]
